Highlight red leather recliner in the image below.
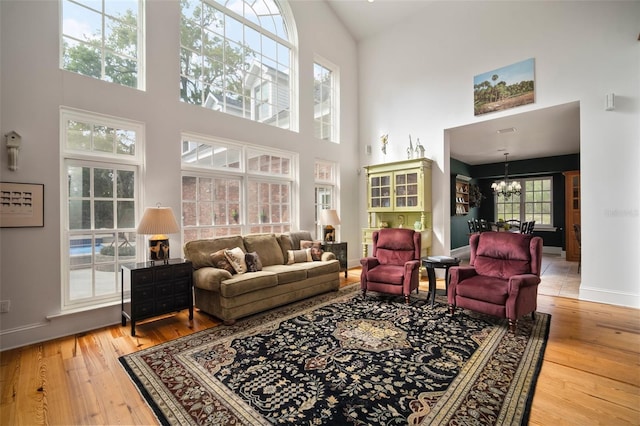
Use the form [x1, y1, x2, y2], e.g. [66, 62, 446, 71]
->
[360, 228, 421, 304]
[448, 231, 543, 332]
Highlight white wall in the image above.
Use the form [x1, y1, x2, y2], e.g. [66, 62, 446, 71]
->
[358, 1, 639, 307]
[0, 0, 359, 349]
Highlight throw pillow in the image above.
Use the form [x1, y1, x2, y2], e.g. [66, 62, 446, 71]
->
[224, 247, 248, 274]
[287, 248, 312, 264]
[209, 249, 236, 274]
[300, 240, 324, 261]
[245, 251, 263, 272]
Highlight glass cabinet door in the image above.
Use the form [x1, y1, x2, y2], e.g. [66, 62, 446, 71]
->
[394, 170, 420, 210]
[369, 173, 392, 210]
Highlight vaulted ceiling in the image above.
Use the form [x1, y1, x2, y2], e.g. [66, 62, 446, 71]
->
[324, 0, 581, 165]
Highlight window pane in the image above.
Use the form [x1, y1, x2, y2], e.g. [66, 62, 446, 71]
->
[94, 168, 114, 197]
[180, 0, 293, 129]
[69, 200, 91, 230]
[68, 165, 90, 197]
[95, 200, 114, 228]
[117, 200, 135, 228]
[62, 0, 141, 88]
[67, 120, 92, 151]
[117, 170, 135, 198]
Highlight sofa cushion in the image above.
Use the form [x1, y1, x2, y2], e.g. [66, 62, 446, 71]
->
[243, 234, 284, 266]
[224, 247, 247, 274]
[287, 231, 313, 250]
[220, 271, 278, 298]
[293, 259, 340, 278]
[300, 240, 324, 261]
[276, 234, 293, 261]
[287, 248, 312, 264]
[245, 251, 263, 272]
[262, 264, 308, 284]
[210, 249, 236, 274]
[184, 236, 246, 269]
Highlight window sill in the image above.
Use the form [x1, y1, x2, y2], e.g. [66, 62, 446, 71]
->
[46, 299, 124, 320]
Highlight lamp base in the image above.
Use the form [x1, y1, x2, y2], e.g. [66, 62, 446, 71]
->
[323, 225, 335, 242]
[149, 235, 170, 263]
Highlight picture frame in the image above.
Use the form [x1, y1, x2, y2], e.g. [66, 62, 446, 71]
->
[474, 58, 535, 116]
[0, 182, 44, 228]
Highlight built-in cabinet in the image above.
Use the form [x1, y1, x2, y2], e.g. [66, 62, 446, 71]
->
[564, 171, 581, 262]
[362, 158, 432, 257]
[453, 174, 471, 216]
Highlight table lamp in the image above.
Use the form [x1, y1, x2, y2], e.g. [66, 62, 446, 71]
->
[136, 204, 180, 264]
[320, 209, 340, 242]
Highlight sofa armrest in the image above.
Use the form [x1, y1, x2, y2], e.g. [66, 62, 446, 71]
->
[193, 267, 232, 292]
[321, 251, 336, 261]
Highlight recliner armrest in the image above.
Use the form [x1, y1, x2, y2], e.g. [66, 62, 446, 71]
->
[449, 266, 477, 283]
[508, 274, 541, 292]
[360, 257, 380, 272]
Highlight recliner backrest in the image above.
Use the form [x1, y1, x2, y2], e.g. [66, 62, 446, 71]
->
[469, 232, 542, 279]
[372, 228, 420, 265]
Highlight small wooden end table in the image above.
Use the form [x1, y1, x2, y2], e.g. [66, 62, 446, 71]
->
[421, 256, 461, 307]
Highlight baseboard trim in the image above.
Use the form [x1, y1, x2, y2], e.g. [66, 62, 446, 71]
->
[580, 287, 640, 309]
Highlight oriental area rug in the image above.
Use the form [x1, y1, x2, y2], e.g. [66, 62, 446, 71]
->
[119, 286, 550, 425]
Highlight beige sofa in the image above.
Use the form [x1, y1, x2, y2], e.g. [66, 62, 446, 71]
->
[183, 231, 340, 324]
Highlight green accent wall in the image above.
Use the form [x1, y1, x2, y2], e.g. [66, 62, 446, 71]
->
[450, 154, 579, 250]
[450, 158, 477, 249]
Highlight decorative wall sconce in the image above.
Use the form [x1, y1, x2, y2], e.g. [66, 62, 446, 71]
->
[5, 131, 21, 171]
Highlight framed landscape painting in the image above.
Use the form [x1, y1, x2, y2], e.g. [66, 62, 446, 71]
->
[474, 58, 535, 116]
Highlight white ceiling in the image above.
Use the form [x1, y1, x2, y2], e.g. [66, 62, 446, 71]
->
[325, 0, 430, 41]
[447, 101, 581, 165]
[324, 0, 581, 165]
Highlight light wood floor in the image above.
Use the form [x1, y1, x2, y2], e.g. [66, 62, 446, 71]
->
[1, 269, 639, 425]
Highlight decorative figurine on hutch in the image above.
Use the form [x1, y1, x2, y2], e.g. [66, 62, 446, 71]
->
[407, 135, 414, 159]
[415, 138, 425, 158]
[380, 133, 388, 155]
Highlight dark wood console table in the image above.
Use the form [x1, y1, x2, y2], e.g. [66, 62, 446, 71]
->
[121, 259, 193, 336]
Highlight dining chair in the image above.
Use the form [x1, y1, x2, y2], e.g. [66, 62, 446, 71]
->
[525, 220, 536, 234]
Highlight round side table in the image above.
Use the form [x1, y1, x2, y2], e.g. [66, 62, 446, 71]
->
[421, 256, 461, 307]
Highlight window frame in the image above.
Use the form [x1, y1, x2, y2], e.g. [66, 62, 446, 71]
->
[313, 56, 339, 143]
[60, 107, 145, 311]
[60, 0, 146, 90]
[179, 0, 298, 130]
[494, 176, 554, 229]
[314, 159, 338, 239]
[181, 133, 297, 240]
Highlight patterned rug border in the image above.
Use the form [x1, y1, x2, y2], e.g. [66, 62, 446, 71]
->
[119, 285, 550, 426]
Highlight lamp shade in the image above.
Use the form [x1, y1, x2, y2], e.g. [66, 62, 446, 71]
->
[137, 206, 180, 262]
[320, 209, 341, 226]
[137, 206, 180, 236]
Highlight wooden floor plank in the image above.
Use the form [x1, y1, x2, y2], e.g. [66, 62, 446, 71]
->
[1, 269, 638, 425]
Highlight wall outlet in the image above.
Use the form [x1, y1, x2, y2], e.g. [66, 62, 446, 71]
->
[0, 300, 10, 313]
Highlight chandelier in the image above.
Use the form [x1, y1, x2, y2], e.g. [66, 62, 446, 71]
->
[491, 153, 522, 198]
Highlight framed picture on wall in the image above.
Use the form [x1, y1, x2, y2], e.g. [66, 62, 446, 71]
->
[474, 58, 535, 116]
[0, 182, 44, 228]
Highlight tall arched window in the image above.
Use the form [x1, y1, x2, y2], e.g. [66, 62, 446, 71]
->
[180, 0, 297, 130]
